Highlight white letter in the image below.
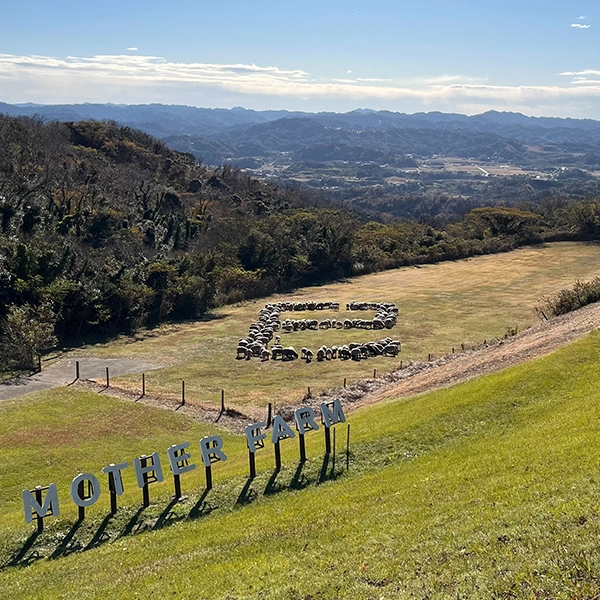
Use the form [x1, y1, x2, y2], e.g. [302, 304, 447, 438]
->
[133, 452, 164, 488]
[320, 399, 346, 428]
[101, 462, 129, 495]
[70, 473, 101, 507]
[22, 484, 60, 524]
[271, 415, 296, 444]
[199, 435, 227, 467]
[294, 406, 320, 435]
[167, 442, 196, 475]
[245, 422, 267, 453]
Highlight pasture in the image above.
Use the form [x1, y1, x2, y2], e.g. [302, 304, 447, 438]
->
[71, 242, 600, 410]
[2, 327, 600, 597]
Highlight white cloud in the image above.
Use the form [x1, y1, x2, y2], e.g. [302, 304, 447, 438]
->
[577, 15, 587, 19]
[570, 23, 591, 29]
[127, 47, 138, 51]
[1, 53, 600, 117]
[347, 70, 352, 74]
[560, 69, 600, 77]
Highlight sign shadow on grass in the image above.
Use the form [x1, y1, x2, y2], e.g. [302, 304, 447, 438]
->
[50, 520, 84, 560]
[1, 531, 41, 570]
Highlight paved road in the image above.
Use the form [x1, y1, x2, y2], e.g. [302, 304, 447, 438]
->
[0, 358, 160, 401]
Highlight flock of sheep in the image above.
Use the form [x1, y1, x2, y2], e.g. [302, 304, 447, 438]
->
[236, 300, 400, 363]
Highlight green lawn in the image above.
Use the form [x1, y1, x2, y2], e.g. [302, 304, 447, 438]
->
[66, 241, 600, 412]
[3, 329, 600, 598]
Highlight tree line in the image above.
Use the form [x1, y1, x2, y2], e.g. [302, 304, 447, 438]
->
[1, 115, 599, 370]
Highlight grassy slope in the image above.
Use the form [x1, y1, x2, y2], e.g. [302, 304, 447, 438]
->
[70, 241, 600, 410]
[3, 329, 600, 598]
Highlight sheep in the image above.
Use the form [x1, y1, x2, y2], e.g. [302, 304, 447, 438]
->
[236, 346, 248, 359]
[338, 345, 351, 360]
[305, 349, 313, 363]
[350, 347, 362, 361]
[281, 347, 299, 361]
[261, 348, 270, 361]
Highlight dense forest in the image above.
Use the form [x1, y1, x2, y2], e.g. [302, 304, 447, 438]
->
[1, 115, 600, 369]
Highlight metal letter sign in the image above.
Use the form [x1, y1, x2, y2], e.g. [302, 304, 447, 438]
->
[20, 402, 349, 528]
[271, 415, 295, 444]
[167, 442, 196, 476]
[320, 399, 346, 428]
[294, 407, 320, 434]
[199, 436, 227, 466]
[70, 473, 101, 507]
[245, 422, 267, 453]
[22, 484, 60, 524]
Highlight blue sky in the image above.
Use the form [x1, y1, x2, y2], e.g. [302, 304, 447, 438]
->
[1, 0, 599, 118]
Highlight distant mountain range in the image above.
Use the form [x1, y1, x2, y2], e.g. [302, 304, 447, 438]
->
[2, 102, 600, 168]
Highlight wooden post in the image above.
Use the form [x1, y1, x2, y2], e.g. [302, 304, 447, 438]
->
[332, 428, 336, 472]
[142, 373, 146, 397]
[267, 403, 272, 428]
[307, 386, 311, 398]
[343, 377, 347, 388]
[346, 423, 351, 470]
[141, 456, 150, 507]
[324, 426, 331, 454]
[221, 389, 225, 413]
[452, 347, 455, 354]
[400, 360, 403, 369]
[35, 487, 44, 533]
[205, 465, 213, 491]
[75, 361, 80, 381]
[173, 473, 182, 500]
[108, 473, 118, 515]
[181, 380, 185, 405]
[274, 440, 281, 470]
[249, 449, 256, 479]
[106, 367, 110, 388]
[77, 480, 86, 521]
[428, 354, 431, 361]
[37, 354, 42, 372]
[299, 433, 306, 463]
[373, 368, 377, 378]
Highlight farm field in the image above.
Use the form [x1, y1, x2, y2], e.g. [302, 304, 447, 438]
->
[2, 328, 600, 598]
[69, 241, 600, 411]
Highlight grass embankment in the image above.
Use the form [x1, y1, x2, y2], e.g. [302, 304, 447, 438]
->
[73, 241, 600, 410]
[2, 329, 600, 597]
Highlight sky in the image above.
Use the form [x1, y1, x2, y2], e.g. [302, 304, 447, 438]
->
[1, 0, 599, 119]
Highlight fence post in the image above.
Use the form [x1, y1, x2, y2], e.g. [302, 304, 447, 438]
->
[181, 381, 185, 406]
[142, 373, 146, 397]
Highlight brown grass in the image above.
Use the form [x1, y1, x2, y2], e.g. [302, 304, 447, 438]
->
[69, 242, 600, 410]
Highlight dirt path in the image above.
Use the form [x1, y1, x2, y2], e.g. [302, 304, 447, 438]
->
[0, 358, 160, 402]
[349, 301, 600, 409]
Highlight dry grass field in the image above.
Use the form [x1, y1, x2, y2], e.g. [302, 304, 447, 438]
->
[69, 242, 600, 411]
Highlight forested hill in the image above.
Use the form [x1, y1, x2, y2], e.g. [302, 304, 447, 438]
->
[1, 115, 600, 370]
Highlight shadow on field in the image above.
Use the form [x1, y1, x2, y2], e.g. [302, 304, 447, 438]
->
[1, 531, 42, 569]
[188, 488, 211, 520]
[51, 520, 84, 559]
[236, 476, 257, 505]
[86, 514, 113, 551]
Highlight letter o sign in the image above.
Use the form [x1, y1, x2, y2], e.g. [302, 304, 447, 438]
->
[70, 473, 101, 507]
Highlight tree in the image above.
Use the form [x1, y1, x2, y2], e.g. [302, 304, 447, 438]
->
[0, 303, 57, 369]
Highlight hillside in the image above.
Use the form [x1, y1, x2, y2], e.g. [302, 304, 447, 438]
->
[3, 104, 600, 221]
[2, 326, 600, 597]
[2, 114, 600, 374]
